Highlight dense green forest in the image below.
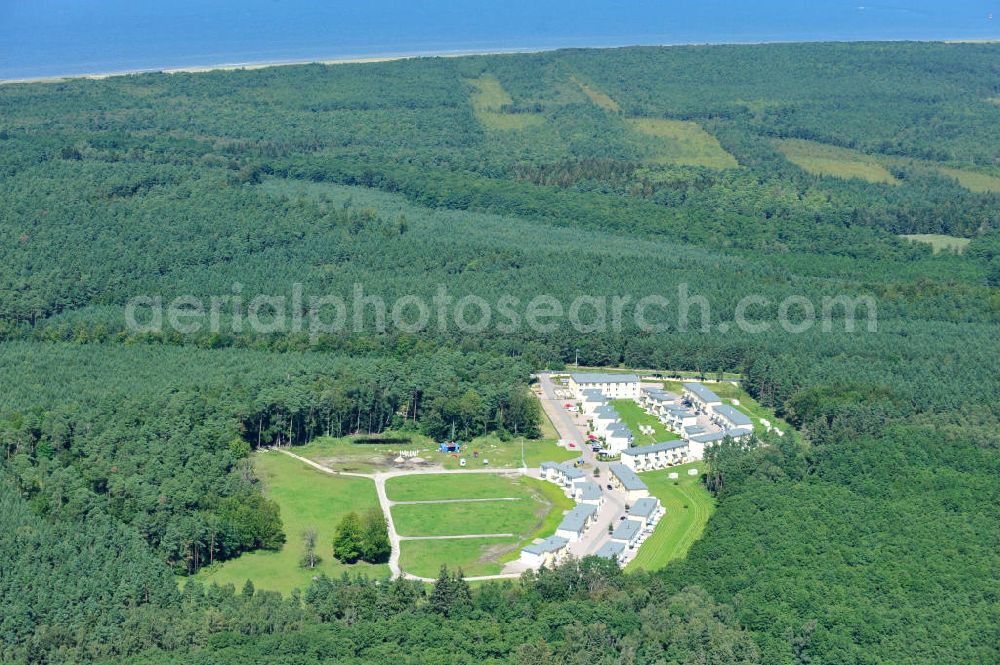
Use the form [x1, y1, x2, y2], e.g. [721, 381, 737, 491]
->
[1, 42, 998, 664]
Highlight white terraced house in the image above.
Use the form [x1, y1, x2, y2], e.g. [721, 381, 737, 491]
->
[540, 461, 588, 493]
[686, 427, 753, 461]
[603, 422, 633, 453]
[610, 518, 643, 548]
[574, 481, 605, 507]
[580, 389, 609, 415]
[595, 540, 626, 562]
[627, 496, 663, 528]
[621, 440, 689, 471]
[639, 387, 674, 412]
[608, 462, 650, 502]
[682, 382, 722, 414]
[555, 503, 598, 542]
[591, 405, 619, 433]
[568, 372, 640, 400]
[662, 406, 698, 432]
[712, 404, 753, 430]
[519, 535, 569, 568]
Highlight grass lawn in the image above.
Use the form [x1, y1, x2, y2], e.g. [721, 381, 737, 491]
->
[775, 138, 899, 184]
[393, 494, 541, 537]
[468, 74, 544, 130]
[394, 475, 573, 576]
[627, 118, 739, 169]
[399, 537, 518, 578]
[386, 473, 526, 502]
[661, 380, 790, 436]
[627, 462, 715, 572]
[901, 233, 972, 254]
[610, 399, 678, 445]
[193, 451, 387, 594]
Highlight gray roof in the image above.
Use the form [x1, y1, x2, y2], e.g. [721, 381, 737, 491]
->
[689, 428, 753, 444]
[609, 463, 648, 492]
[683, 382, 721, 404]
[606, 422, 631, 435]
[684, 425, 707, 435]
[611, 519, 642, 542]
[714, 404, 752, 427]
[540, 461, 561, 470]
[630, 497, 660, 518]
[666, 406, 694, 417]
[522, 535, 569, 555]
[622, 440, 687, 457]
[594, 540, 626, 559]
[572, 372, 640, 384]
[558, 504, 598, 533]
[593, 405, 619, 418]
[560, 465, 585, 480]
[577, 482, 602, 501]
[582, 388, 605, 397]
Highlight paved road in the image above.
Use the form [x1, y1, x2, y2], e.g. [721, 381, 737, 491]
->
[536, 373, 629, 560]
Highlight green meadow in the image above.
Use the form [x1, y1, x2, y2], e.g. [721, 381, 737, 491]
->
[193, 452, 387, 594]
[610, 398, 678, 445]
[775, 138, 899, 184]
[628, 462, 715, 571]
[468, 74, 545, 130]
[628, 117, 739, 169]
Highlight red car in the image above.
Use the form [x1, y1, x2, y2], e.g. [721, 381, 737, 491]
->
[567, 442, 576, 448]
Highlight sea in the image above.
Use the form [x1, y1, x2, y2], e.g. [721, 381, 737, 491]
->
[0, 0, 997, 80]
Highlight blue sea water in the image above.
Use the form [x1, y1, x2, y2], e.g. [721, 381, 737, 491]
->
[0, 0, 997, 80]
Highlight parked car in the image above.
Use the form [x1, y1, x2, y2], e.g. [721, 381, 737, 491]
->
[568, 442, 576, 448]
[607, 484, 613, 490]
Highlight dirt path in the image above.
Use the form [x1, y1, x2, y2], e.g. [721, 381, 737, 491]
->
[273, 447, 534, 580]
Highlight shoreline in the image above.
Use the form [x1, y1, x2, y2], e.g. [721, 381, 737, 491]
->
[2, 37, 997, 85]
[0, 45, 562, 85]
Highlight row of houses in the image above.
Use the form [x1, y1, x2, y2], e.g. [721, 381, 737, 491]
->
[574, 376, 638, 454]
[526, 460, 663, 567]
[600, 495, 664, 556]
[568, 372, 640, 400]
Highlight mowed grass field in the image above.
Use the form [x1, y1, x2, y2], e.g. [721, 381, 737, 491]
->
[901, 234, 972, 254]
[193, 451, 387, 594]
[467, 74, 544, 130]
[400, 536, 519, 578]
[610, 399, 678, 445]
[392, 474, 574, 577]
[628, 462, 715, 571]
[627, 117, 739, 169]
[386, 472, 525, 501]
[775, 138, 900, 184]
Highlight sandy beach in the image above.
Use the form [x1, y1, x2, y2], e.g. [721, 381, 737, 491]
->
[0, 46, 560, 85]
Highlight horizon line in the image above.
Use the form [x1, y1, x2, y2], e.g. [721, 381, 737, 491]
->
[3, 37, 997, 85]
